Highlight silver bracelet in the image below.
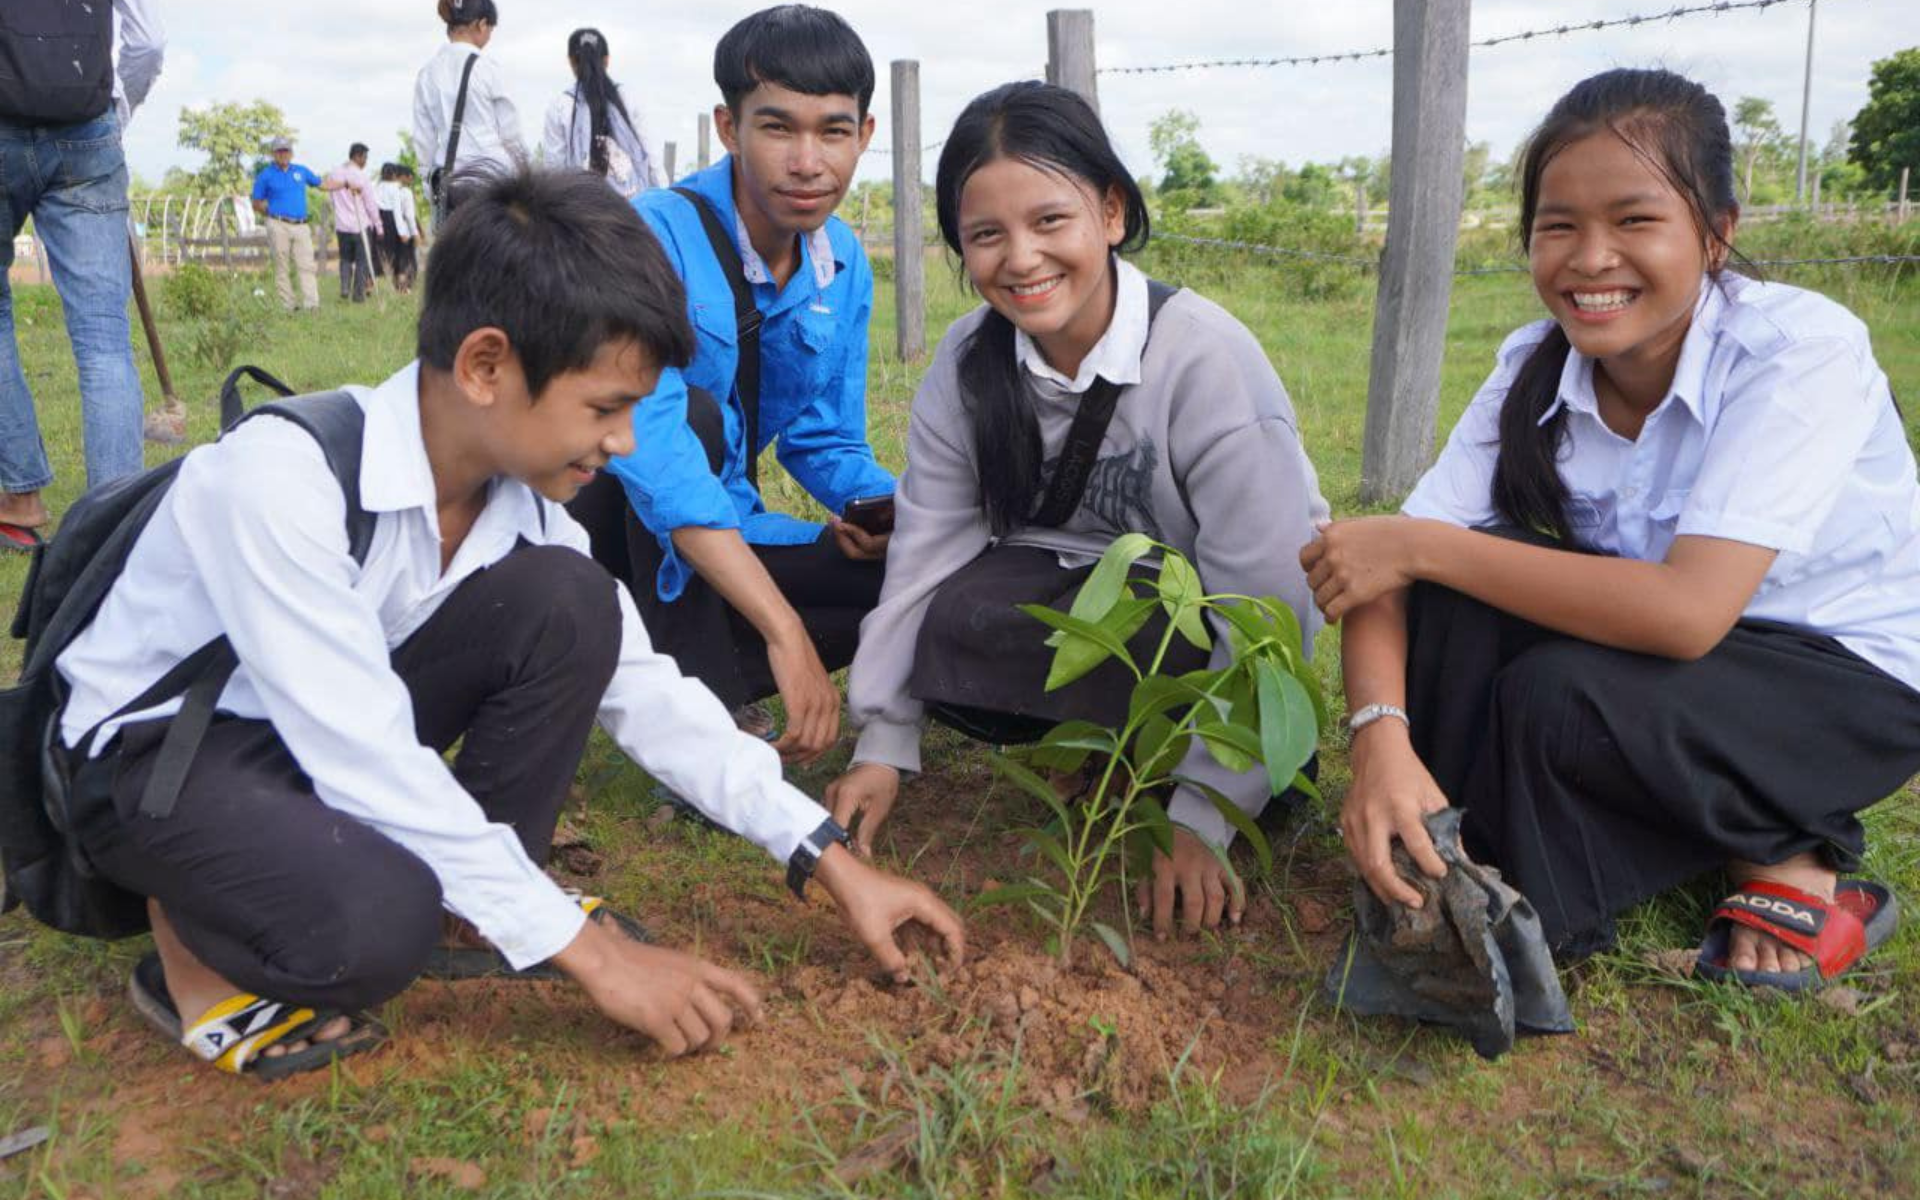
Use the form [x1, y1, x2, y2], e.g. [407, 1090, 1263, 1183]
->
[1347, 702, 1410, 735]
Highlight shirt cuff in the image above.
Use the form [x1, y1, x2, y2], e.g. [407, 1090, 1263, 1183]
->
[1167, 787, 1235, 850]
[853, 718, 922, 775]
[482, 881, 590, 971]
[1674, 512, 1812, 556]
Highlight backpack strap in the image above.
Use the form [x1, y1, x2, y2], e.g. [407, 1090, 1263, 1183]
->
[435, 52, 481, 210]
[130, 391, 374, 819]
[672, 187, 764, 490]
[1029, 279, 1180, 529]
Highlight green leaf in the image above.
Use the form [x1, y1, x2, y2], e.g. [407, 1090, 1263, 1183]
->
[1254, 659, 1319, 794]
[1099, 596, 1161, 648]
[1028, 719, 1119, 775]
[1091, 921, 1133, 968]
[1173, 605, 1213, 652]
[1172, 775, 1274, 875]
[1196, 719, 1261, 774]
[1133, 713, 1190, 780]
[1254, 597, 1307, 658]
[1128, 674, 1209, 727]
[1025, 740, 1091, 775]
[1068, 532, 1155, 624]
[1289, 770, 1324, 805]
[1131, 790, 1176, 857]
[1017, 827, 1078, 880]
[1017, 604, 1139, 689]
[1155, 551, 1212, 651]
[970, 883, 1059, 911]
[990, 751, 1066, 809]
[1214, 599, 1273, 656]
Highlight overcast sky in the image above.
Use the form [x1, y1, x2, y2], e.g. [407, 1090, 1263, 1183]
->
[123, 0, 1915, 193]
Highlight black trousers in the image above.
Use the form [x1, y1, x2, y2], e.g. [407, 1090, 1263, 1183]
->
[380, 210, 416, 287]
[69, 545, 622, 1012]
[335, 231, 372, 301]
[1406, 580, 1920, 958]
[565, 387, 884, 711]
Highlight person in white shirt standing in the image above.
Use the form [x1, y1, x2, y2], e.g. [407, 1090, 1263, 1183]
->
[412, 0, 526, 220]
[0, 0, 165, 549]
[375, 162, 420, 294]
[541, 27, 658, 198]
[51, 168, 963, 1080]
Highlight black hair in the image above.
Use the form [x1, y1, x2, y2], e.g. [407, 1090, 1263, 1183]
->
[349, 142, 369, 160]
[1492, 67, 1742, 543]
[566, 27, 635, 178]
[379, 161, 398, 181]
[418, 168, 694, 398]
[713, 5, 874, 116]
[933, 81, 1151, 536]
[437, 0, 498, 30]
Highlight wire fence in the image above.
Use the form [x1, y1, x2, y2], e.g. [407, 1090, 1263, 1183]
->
[1154, 233, 1920, 276]
[1098, 0, 1799, 74]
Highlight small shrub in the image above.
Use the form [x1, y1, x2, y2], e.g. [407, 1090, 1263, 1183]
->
[163, 262, 272, 371]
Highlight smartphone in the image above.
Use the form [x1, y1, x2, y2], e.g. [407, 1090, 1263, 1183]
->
[841, 494, 896, 535]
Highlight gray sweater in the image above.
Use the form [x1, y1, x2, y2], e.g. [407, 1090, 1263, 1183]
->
[848, 267, 1330, 847]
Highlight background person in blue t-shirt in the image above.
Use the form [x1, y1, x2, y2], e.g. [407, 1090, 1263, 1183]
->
[568, 5, 893, 766]
[250, 137, 337, 312]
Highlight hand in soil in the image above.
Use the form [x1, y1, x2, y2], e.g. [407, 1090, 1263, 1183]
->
[1341, 720, 1449, 908]
[551, 917, 763, 1057]
[1135, 827, 1243, 937]
[814, 843, 965, 982]
[825, 763, 900, 857]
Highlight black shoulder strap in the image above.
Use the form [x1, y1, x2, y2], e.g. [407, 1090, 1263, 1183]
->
[673, 186, 764, 489]
[439, 52, 481, 202]
[130, 390, 374, 819]
[1029, 280, 1180, 529]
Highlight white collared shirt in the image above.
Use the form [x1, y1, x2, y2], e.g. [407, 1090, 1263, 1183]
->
[1014, 257, 1149, 393]
[733, 209, 837, 291]
[412, 42, 528, 181]
[56, 363, 829, 968]
[1404, 273, 1920, 691]
[111, 0, 164, 126]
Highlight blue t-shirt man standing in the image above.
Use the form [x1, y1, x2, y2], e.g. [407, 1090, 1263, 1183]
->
[250, 137, 332, 312]
[568, 4, 893, 765]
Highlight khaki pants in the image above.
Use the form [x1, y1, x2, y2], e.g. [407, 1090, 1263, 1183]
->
[265, 217, 319, 311]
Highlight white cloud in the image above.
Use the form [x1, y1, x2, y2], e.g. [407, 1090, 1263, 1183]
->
[123, 0, 1916, 193]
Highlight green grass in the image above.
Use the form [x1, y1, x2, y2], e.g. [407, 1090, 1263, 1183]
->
[2, 251, 1918, 1198]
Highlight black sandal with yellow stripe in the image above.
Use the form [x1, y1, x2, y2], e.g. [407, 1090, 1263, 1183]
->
[128, 952, 387, 1081]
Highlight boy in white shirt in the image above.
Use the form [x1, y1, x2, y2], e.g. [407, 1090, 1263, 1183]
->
[53, 168, 962, 1078]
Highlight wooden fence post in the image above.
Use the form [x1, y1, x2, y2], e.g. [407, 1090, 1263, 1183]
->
[664, 141, 677, 184]
[1360, 0, 1471, 505]
[1900, 166, 1911, 223]
[892, 60, 926, 361]
[1046, 10, 1098, 114]
[1354, 179, 1368, 235]
[697, 114, 711, 170]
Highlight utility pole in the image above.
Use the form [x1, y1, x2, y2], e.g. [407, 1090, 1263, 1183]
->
[1795, 0, 1818, 204]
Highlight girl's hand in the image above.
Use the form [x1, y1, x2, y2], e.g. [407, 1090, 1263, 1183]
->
[826, 762, 900, 857]
[1342, 720, 1450, 908]
[1135, 826, 1244, 936]
[1299, 516, 1428, 622]
[813, 844, 966, 982]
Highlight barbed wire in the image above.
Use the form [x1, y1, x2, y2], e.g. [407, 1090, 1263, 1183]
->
[867, 139, 947, 157]
[1099, 0, 1798, 75]
[1156, 234, 1920, 275]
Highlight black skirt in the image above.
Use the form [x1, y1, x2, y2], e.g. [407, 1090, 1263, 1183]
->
[1405, 579, 1920, 958]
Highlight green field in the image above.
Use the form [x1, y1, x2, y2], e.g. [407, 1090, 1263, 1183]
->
[2, 250, 1917, 1199]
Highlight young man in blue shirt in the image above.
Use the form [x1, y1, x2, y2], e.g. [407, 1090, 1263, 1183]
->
[250, 137, 330, 312]
[568, 5, 892, 764]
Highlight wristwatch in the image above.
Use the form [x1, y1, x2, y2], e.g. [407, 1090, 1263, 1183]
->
[787, 817, 852, 900]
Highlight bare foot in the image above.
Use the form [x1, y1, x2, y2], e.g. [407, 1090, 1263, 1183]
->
[149, 900, 350, 1059]
[1724, 853, 1835, 977]
[0, 491, 48, 529]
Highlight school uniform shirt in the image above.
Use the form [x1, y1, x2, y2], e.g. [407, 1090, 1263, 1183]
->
[411, 42, 527, 181]
[1404, 273, 1920, 692]
[374, 180, 418, 239]
[250, 163, 322, 221]
[608, 156, 896, 601]
[540, 85, 657, 198]
[845, 259, 1331, 849]
[56, 362, 831, 970]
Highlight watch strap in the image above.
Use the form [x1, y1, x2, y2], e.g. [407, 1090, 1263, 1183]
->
[786, 817, 851, 900]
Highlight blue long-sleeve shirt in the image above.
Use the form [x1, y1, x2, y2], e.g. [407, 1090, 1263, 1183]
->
[610, 157, 895, 600]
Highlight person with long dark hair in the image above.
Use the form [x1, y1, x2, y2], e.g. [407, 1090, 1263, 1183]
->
[1303, 68, 1920, 990]
[541, 27, 657, 197]
[825, 81, 1329, 937]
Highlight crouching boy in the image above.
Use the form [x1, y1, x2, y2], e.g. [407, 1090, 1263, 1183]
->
[51, 168, 963, 1079]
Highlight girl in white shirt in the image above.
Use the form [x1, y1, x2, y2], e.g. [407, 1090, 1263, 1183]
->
[541, 27, 657, 198]
[1304, 68, 1920, 992]
[411, 0, 526, 214]
[373, 163, 419, 293]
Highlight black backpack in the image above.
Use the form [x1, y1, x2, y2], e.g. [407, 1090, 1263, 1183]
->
[0, 0, 114, 125]
[0, 367, 374, 939]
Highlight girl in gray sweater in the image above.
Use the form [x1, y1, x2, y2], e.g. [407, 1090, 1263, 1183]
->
[827, 82, 1329, 937]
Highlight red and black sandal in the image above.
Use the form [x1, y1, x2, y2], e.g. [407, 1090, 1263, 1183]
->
[0, 522, 43, 554]
[1695, 878, 1899, 992]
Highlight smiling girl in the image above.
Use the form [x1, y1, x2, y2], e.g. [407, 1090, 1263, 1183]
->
[827, 81, 1329, 938]
[1303, 68, 1920, 990]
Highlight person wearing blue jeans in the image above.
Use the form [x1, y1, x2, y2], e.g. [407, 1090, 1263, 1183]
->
[0, 108, 148, 546]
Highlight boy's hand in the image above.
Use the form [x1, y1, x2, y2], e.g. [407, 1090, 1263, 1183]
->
[825, 762, 900, 856]
[552, 918, 763, 1057]
[1135, 826, 1243, 937]
[827, 516, 889, 562]
[765, 629, 838, 764]
[813, 843, 965, 983]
